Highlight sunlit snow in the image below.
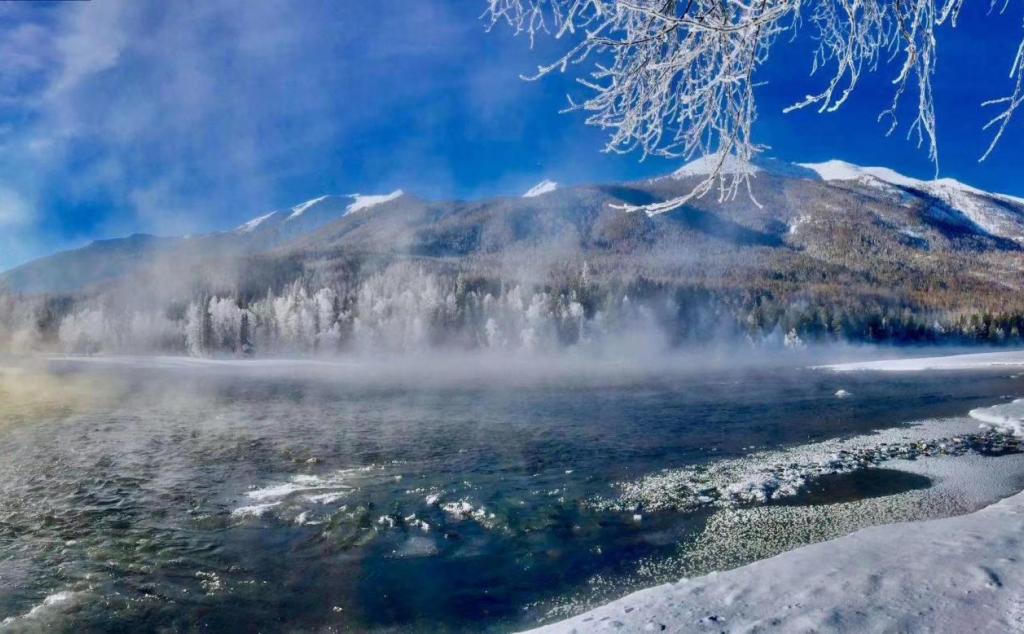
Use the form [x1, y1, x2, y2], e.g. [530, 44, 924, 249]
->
[522, 179, 558, 198]
[235, 211, 278, 233]
[346, 190, 404, 214]
[823, 350, 1024, 372]
[803, 159, 1024, 241]
[671, 153, 760, 178]
[288, 195, 331, 219]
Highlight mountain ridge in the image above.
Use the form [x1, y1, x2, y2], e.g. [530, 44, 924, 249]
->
[3, 157, 1024, 298]
[6, 156, 1024, 353]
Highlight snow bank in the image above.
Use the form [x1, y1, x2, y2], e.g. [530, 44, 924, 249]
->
[527, 487, 1024, 633]
[971, 399, 1024, 436]
[523, 179, 558, 198]
[532, 395, 1024, 630]
[822, 350, 1024, 372]
[590, 415, 1016, 513]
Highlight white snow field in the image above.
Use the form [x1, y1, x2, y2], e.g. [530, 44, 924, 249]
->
[823, 350, 1024, 372]
[526, 367, 1024, 634]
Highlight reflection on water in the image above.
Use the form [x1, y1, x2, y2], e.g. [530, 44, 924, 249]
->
[0, 362, 115, 427]
[0, 358, 1022, 632]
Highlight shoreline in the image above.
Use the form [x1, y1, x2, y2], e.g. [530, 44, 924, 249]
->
[525, 355, 1024, 633]
[524, 486, 1024, 633]
[821, 349, 1024, 372]
[9, 350, 1024, 631]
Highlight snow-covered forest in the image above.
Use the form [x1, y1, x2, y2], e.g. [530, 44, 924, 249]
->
[1, 264, 684, 356]
[3, 260, 1024, 357]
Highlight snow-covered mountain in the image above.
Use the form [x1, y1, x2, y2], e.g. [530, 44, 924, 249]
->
[234, 190, 406, 241]
[0, 234, 180, 295]
[800, 159, 1024, 242]
[0, 191, 410, 294]
[5, 158, 1024, 299]
[669, 153, 761, 179]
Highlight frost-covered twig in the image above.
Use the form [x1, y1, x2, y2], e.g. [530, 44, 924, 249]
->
[981, 23, 1024, 161]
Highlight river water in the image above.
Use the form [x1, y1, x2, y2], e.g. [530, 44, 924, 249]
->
[1, 355, 1023, 632]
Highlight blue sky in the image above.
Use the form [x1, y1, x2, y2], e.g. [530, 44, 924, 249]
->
[0, 0, 1022, 271]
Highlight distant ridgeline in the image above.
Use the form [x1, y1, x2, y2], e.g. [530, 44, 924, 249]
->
[4, 159, 1024, 355]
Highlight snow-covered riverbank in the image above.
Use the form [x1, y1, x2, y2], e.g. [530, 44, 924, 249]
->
[528, 486, 1024, 632]
[823, 349, 1024, 372]
[527, 375, 1024, 633]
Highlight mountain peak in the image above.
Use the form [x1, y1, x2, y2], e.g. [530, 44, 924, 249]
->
[671, 153, 760, 179]
[288, 195, 332, 219]
[799, 158, 1024, 242]
[236, 211, 279, 233]
[801, 159, 1024, 207]
[799, 160, 921, 189]
[930, 177, 1024, 207]
[8, 159, 1024, 297]
[346, 190, 404, 214]
[523, 179, 558, 198]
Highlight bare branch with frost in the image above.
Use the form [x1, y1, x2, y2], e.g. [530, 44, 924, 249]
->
[485, 0, 1024, 215]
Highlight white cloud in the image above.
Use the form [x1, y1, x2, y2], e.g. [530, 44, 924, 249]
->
[0, 0, 542, 246]
[0, 187, 33, 227]
[48, 1, 127, 99]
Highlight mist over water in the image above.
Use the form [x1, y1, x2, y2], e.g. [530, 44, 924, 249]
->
[2, 0, 1023, 630]
[2, 354, 1024, 632]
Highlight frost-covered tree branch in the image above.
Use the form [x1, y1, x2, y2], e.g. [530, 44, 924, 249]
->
[485, 0, 1024, 214]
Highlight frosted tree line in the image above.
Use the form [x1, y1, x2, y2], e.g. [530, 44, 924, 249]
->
[485, 0, 1024, 211]
[43, 264, 676, 356]
[5, 259, 1024, 355]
